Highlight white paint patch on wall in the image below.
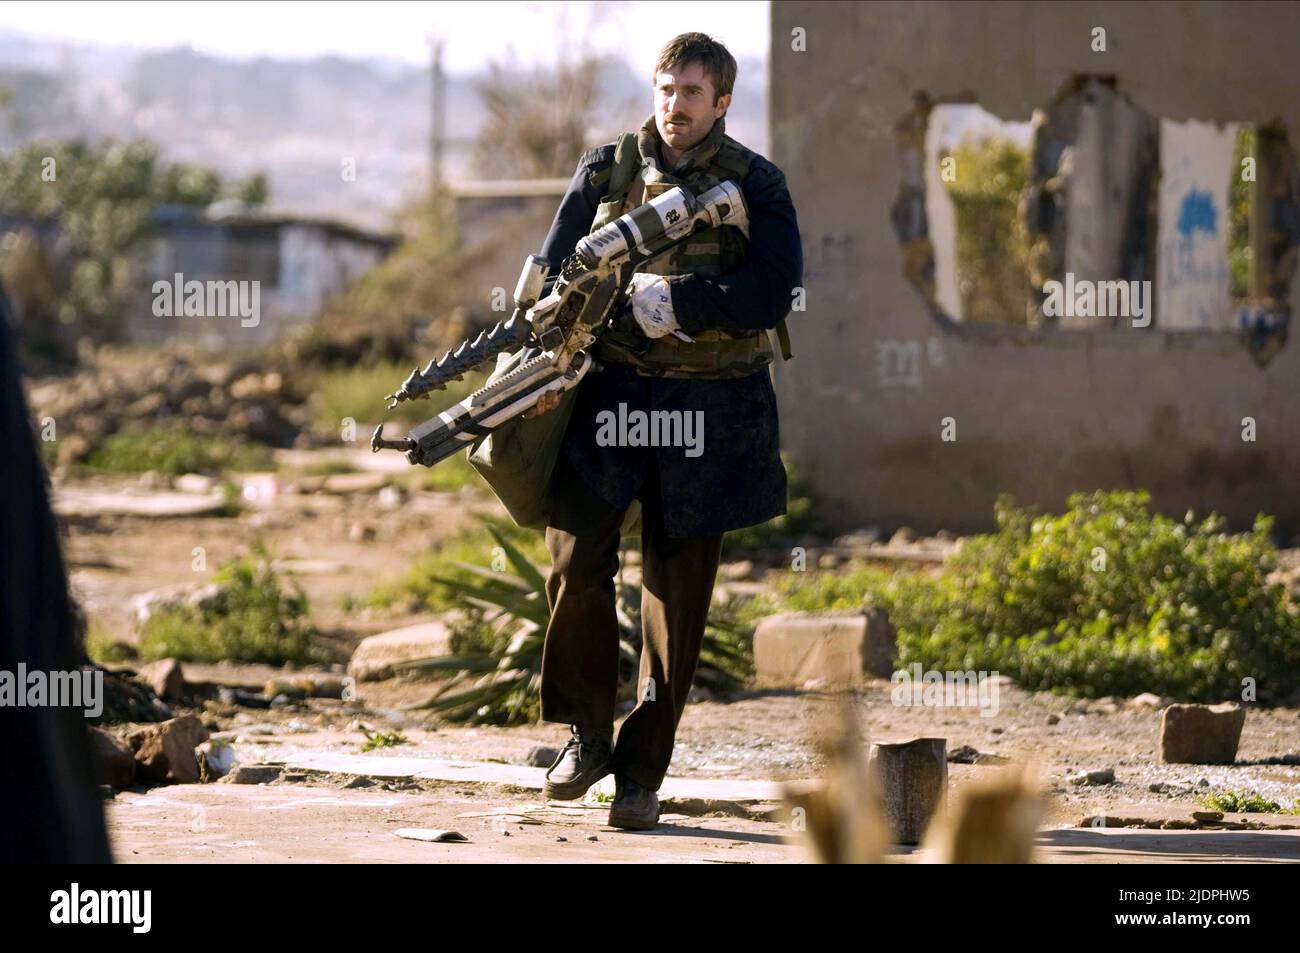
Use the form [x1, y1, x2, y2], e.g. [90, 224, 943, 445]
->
[924, 109, 962, 321]
[1156, 119, 1241, 331]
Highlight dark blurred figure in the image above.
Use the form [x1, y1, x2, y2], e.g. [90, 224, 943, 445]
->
[0, 281, 111, 863]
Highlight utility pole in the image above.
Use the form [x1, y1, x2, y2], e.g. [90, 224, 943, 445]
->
[429, 37, 445, 188]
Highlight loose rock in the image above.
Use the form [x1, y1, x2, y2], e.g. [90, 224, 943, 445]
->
[1159, 703, 1246, 764]
[125, 714, 209, 783]
[88, 726, 136, 788]
[135, 658, 185, 702]
[225, 765, 283, 785]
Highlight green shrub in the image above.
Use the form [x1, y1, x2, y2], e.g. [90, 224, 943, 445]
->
[87, 420, 272, 475]
[307, 360, 487, 432]
[138, 543, 326, 664]
[943, 135, 1032, 326]
[397, 452, 485, 494]
[85, 620, 137, 664]
[1198, 790, 1300, 814]
[776, 490, 1300, 702]
[1227, 128, 1254, 301]
[776, 563, 900, 613]
[359, 728, 409, 752]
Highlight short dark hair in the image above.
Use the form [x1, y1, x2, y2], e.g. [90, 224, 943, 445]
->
[652, 32, 737, 104]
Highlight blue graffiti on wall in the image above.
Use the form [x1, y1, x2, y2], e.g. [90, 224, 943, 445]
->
[1176, 188, 1218, 238]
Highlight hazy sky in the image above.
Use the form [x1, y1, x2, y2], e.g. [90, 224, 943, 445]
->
[0, 1, 770, 71]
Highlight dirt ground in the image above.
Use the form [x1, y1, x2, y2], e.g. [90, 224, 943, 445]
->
[59, 462, 1300, 863]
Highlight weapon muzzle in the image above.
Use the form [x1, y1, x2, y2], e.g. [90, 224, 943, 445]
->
[371, 423, 415, 455]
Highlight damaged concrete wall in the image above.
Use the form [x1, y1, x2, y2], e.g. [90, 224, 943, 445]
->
[769, 0, 1300, 539]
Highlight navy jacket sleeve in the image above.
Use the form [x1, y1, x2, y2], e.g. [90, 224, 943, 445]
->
[537, 145, 613, 274]
[667, 157, 803, 336]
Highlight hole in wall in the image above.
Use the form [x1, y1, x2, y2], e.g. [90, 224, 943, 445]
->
[891, 78, 1299, 366]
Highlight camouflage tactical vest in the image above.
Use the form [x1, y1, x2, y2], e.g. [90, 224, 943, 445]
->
[586, 118, 787, 379]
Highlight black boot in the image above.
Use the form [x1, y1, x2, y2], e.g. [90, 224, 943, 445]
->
[543, 724, 613, 800]
[608, 774, 660, 830]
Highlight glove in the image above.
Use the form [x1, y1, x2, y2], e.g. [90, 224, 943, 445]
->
[627, 272, 686, 340]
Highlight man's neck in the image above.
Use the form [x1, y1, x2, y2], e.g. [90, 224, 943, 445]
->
[660, 141, 685, 171]
[657, 118, 720, 173]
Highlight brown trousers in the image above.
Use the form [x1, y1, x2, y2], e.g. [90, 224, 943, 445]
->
[540, 452, 722, 791]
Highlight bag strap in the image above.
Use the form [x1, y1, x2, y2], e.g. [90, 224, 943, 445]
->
[589, 132, 641, 205]
[772, 320, 793, 360]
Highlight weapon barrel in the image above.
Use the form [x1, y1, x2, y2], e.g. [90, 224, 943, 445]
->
[405, 349, 590, 466]
[387, 313, 534, 406]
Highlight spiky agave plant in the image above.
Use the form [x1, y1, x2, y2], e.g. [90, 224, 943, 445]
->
[394, 524, 559, 724]
[396, 525, 756, 724]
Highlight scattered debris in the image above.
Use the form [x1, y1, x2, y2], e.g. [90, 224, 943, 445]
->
[394, 828, 468, 843]
[947, 744, 1009, 765]
[1068, 768, 1117, 786]
[135, 658, 185, 702]
[88, 726, 136, 788]
[526, 745, 560, 768]
[223, 765, 283, 785]
[263, 674, 349, 700]
[197, 739, 237, 780]
[124, 714, 209, 783]
[1128, 692, 1165, 709]
[217, 686, 272, 709]
[92, 668, 172, 725]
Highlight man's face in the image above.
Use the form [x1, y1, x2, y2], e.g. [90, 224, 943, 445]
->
[654, 61, 731, 153]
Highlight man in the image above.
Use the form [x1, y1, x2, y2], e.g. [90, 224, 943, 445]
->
[531, 32, 802, 830]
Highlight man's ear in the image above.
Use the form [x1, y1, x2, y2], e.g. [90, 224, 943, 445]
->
[715, 92, 732, 117]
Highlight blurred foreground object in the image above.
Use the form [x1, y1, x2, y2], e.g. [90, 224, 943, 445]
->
[0, 281, 111, 862]
[782, 700, 888, 864]
[919, 764, 1046, 864]
[784, 701, 1045, 864]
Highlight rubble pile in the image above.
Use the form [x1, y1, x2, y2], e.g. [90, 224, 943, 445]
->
[28, 354, 315, 466]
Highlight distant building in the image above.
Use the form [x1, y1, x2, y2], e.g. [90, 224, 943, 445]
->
[133, 205, 395, 347]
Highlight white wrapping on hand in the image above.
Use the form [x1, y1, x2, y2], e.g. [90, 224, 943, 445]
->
[628, 272, 682, 339]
